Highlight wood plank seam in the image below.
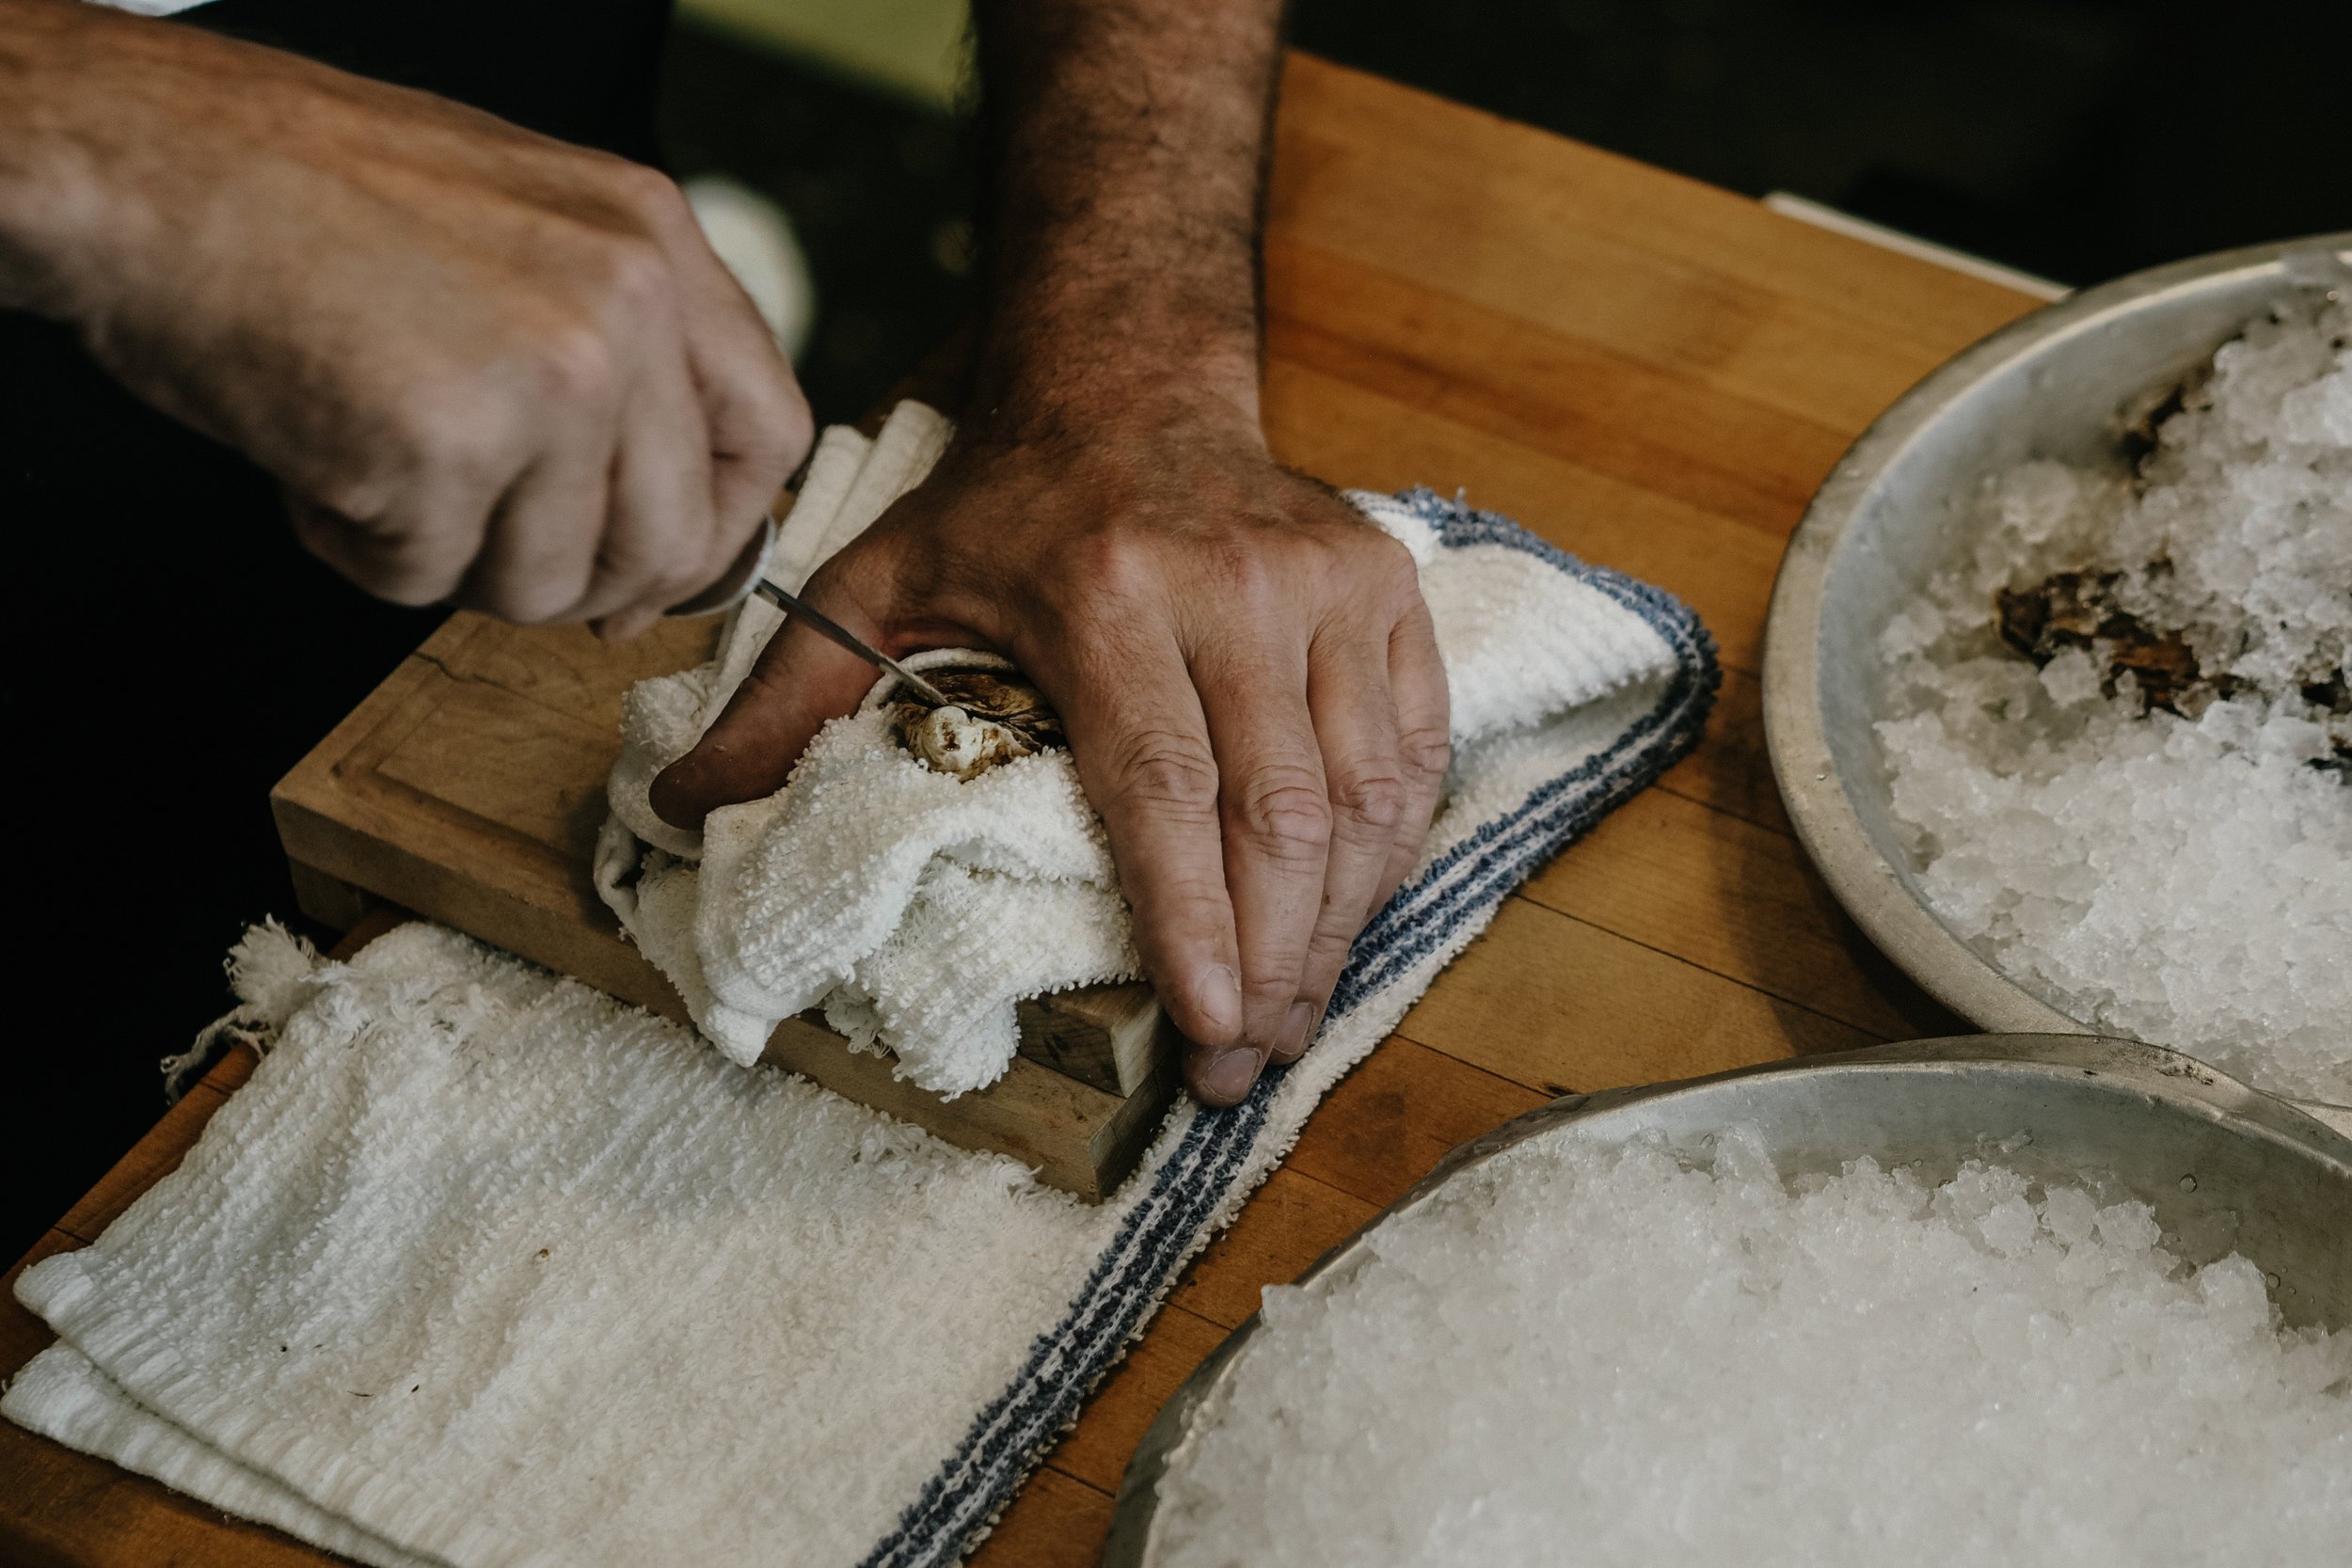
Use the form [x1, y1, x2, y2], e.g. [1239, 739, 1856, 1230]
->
[1493, 893, 1890, 1039]
[1652, 775, 1791, 836]
[1265, 237, 1849, 525]
[1499, 895, 1899, 1040]
[1038, 1465, 1114, 1500]
[1262, 360, 1788, 675]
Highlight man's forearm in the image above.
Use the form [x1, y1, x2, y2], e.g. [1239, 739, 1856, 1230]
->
[0, 0, 115, 315]
[968, 0, 1285, 438]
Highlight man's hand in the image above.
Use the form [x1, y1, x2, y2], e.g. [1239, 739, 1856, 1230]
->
[0, 0, 808, 638]
[652, 399, 1451, 1105]
[658, 0, 1452, 1106]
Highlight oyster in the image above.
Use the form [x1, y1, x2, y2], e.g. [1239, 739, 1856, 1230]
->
[889, 668, 1066, 781]
[1994, 566, 2224, 717]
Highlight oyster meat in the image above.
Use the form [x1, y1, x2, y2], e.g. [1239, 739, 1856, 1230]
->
[890, 668, 1066, 782]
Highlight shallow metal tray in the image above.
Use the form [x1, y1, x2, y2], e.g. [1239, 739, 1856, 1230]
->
[1104, 1035, 2352, 1567]
[1760, 233, 2352, 1035]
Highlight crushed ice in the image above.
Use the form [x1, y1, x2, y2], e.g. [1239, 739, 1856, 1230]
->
[1152, 1127, 2351, 1567]
[1876, 293, 2351, 1101]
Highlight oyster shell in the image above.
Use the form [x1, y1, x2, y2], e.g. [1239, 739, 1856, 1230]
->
[890, 668, 1066, 781]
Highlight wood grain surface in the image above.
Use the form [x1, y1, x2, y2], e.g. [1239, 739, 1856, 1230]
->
[2, 53, 2036, 1568]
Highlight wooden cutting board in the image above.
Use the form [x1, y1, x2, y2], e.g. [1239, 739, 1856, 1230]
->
[271, 594, 1181, 1200]
[4, 51, 2050, 1568]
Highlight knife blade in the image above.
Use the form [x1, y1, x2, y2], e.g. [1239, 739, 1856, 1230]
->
[669, 514, 955, 707]
[748, 578, 954, 707]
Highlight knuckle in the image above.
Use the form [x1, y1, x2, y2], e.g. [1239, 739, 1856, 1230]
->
[738, 655, 800, 704]
[590, 235, 675, 318]
[1062, 528, 1164, 608]
[725, 371, 813, 483]
[743, 364, 810, 442]
[591, 531, 666, 586]
[1303, 919, 1356, 965]
[604, 159, 690, 225]
[1330, 530, 1421, 612]
[1205, 536, 1283, 610]
[531, 323, 618, 407]
[1330, 763, 1409, 832]
[1374, 540, 1424, 602]
[1398, 721, 1453, 784]
[1231, 768, 1333, 862]
[1104, 730, 1220, 816]
[394, 389, 512, 485]
[1244, 970, 1297, 1006]
[305, 473, 394, 527]
[1150, 879, 1240, 946]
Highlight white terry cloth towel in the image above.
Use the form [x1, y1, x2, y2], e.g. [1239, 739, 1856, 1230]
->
[5, 495, 1713, 1568]
[596, 399, 1712, 1096]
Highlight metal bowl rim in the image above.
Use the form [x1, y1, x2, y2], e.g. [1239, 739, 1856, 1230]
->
[1101, 1032, 2352, 1568]
[1757, 231, 2352, 1033]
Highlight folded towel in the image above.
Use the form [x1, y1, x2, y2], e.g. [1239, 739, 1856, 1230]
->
[598, 403, 1705, 1094]
[6, 488, 1715, 1568]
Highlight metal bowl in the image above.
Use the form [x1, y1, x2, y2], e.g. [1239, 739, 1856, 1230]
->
[1761, 234, 2352, 1034]
[1104, 1035, 2352, 1567]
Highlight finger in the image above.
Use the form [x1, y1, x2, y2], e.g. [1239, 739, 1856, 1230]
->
[284, 458, 500, 610]
[1045, 625, 1248, 1093]
[1375, 595, 1452, 911]
[579, 335, 719, 639]
[1272, 630, 1407, 1065]
[631, 169, 813, 576]
[447, 399, 614, 625]
[648, 548, 898, 828]
[673, 252, 811, 545]
[1196, 632, 1331, 1082]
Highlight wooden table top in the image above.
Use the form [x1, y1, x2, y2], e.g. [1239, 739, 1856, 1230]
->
[1, 52, 2040, 1568]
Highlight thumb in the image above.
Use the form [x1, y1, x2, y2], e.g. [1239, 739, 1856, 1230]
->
[649, 558, 898, 831]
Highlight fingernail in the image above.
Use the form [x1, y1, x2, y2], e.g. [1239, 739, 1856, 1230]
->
[1202, 1047, 1261, 1103]
[1194, 964, 1242, 1039]
[1278, 1000, 1318, 1057]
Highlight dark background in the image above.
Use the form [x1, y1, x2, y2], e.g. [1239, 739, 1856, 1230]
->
[5, 0, 2343, 1264]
